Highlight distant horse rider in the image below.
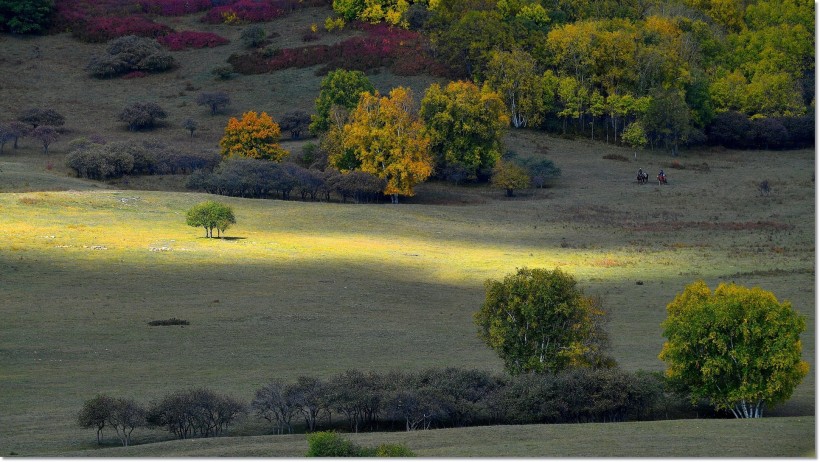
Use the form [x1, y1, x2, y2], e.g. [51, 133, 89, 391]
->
[637, 168, 648, 184]
[658, 169, 667, 185]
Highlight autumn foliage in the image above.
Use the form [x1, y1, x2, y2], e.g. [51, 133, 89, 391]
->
[220, 111, 289, 161]
[157, 31, 229, 51]
[341, 87, 432, 202]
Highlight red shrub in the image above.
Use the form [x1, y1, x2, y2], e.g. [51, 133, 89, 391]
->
[73, 15, 172, 42]
[228, 21, 448, 77]
[139, 0, 213, 16]
[158, 31, 229, 50]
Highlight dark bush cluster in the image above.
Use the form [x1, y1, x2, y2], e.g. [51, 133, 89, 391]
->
[157, 31, 229, 51]
[66, 138, 220, 180]
[87, 35, 175, 78]
[228, 22, 449, 77]
[0, 0, 54, 34]
[186, 158, 385, 203]
[119, 102, 167, 131]
[250, 367, 670, 435]
[147, 318, 189, 326]
[706, 112, 815, 150]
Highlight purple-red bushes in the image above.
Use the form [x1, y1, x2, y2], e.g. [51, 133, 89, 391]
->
[158, 31, 229, 50]
[72, 15, 172, 42]
[228, 21, 449, 77]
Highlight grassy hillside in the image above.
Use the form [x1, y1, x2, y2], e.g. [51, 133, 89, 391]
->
[0, 133, 814, 456]
[0, 4, 814, 457]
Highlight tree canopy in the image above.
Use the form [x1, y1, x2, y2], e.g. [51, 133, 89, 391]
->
[186, 201, 236, 238]
[420, 80, 508, 179]
[219, 111, 288, 161]
[310, 69, 375, 134]
[341, 87, 433, 203]
[659, 280, 809, 418]
[474, 267, 614, 375]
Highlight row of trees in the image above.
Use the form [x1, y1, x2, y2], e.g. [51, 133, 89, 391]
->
[0, 107, 65, 154]
[205, 70, 559, 203]
[65, 138, 220, 180]
[78, 388, 244, 446]
[81, 366, 671, 446]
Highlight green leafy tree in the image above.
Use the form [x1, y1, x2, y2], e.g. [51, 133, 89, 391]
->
[643, 89, 691, 155]
[420, 80, 509, 179]
[474, 267, 614, 374]
[0, 0, 54, 34]
[621, 121, 647, 158]
[310, 69, 375, 134]
[659, 281, 809, 418]
[186, 201, 236, 238]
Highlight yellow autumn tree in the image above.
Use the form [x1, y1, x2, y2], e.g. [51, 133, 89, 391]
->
[219, 111, 289, 161]
[342, 87, 432, 203]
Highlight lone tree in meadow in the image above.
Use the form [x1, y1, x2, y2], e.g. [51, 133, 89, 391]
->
[196, 91, 230, 115]
[220, 111, 288, 161]
[474, 267, 614, 375]
[186, 200, 236, 238]
[659, 280, 809, 418]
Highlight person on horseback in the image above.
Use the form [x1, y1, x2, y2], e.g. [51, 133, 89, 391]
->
[658, 169, 667, 184]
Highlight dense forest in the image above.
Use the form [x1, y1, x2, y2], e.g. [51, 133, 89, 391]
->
[328, 0, 815, 152]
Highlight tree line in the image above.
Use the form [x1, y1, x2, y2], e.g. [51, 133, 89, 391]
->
[80, 366, 675, 447]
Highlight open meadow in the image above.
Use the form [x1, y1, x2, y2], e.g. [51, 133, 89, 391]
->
[0, 132, 814, 456]
[0, 3, 815, 456]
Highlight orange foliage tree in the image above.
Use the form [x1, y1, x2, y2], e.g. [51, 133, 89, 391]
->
[341, 87, 433, 203]
[219, 111, 288, 161]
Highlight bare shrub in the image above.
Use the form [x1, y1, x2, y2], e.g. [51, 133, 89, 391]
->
[196, 91, 230, 115]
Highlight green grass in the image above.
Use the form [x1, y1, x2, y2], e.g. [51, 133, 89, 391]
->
[0, 137, 814, 456]
[0, 6, 815, 457]
[55, 417, 816, 457]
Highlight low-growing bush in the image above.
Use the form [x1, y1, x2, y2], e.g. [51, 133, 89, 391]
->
[119, 102, 167, 131]
[240, 24, 267, 48]
[147, 318, 189, 326]
[158, 31, 229, 51]
[602, 154, 629, 162]
[87, 35, 175, 78]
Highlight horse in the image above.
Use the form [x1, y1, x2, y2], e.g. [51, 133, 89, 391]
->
[657, 174, 667, 185]
[637, 172, 649, 184]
